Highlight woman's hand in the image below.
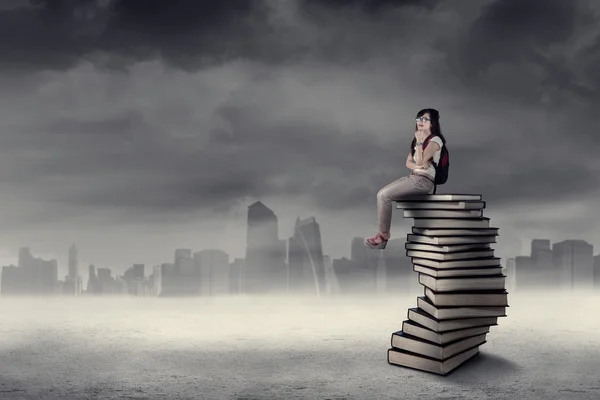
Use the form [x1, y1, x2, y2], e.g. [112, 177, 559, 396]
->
[415, 129, 428, 143]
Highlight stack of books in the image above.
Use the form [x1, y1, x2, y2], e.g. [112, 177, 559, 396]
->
[387, 193, 508, 375]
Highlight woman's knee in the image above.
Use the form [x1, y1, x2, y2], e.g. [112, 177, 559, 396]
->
[377, 188, 390, 201]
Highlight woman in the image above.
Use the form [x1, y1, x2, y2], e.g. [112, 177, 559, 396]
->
[365, 108, 446, 250]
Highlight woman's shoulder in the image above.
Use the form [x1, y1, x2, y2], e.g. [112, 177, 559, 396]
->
[429, 135, 444, 146]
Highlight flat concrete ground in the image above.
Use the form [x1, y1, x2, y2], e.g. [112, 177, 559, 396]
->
[1, 291, 599, 400]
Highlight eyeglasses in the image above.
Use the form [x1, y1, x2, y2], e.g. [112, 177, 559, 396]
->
[416, 117, 431, 122]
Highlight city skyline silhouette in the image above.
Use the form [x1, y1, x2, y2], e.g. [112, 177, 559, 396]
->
[2, 200, 599, 298]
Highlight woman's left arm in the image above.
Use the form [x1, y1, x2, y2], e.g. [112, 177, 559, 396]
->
[414, 141, 440, 167]
[421, 141, 440, 164]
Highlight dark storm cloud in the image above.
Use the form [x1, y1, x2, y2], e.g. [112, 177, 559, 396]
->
[440, 0, 600, 108]
[0, 0, 451, 71]
[0, 0, 263, 70]
[302, 0, 441, 13]
[463, 0, 577, 70]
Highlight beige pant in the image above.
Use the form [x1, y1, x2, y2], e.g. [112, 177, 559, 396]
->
[377, 173, 434, 233]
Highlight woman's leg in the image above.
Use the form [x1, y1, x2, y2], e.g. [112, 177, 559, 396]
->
[374, 175, 434, 240]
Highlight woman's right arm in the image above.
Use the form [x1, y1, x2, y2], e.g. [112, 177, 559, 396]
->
[406, 152, 419, 170]
[406, 151, 430, 170]
[413, 145, 422, 165]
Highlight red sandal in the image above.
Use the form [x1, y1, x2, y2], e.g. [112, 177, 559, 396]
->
[365, 233, 389, 250]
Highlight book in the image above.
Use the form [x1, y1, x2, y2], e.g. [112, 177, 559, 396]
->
[407, 234, 497, 245]
[417, 296, 507, 320]
[406, 249, 495, 261]
[396, 201, 486, 210]
[419, 274, 507, 292]
[408, 308, 498, 332]
[387, 345, 481, 376]
[405, 242, 491, 253]
[397, 194, 482, 201]
[425, 287, 509, 307]
[401, 319, 490, 345]
[403, 209, 483, 219]
[413, 264, 504, 278]
[413, 218, 490, 229]
[390, 331, 487, 360]
[413, 257, 502, 269]
[412, 227, 499, 236]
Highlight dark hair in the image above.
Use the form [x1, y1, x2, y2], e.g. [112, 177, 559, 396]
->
[412, 108, 446, 146]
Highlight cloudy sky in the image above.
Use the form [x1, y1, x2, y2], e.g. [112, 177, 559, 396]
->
[1, 0, 599, 279]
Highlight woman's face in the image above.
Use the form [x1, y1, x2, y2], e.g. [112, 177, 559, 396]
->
[416, 113, 431, 131]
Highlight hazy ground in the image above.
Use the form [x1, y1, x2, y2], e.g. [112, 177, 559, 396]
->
[1, 290, 599, 400]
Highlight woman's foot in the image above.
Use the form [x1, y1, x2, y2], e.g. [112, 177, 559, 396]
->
[365, 232, 390, 250]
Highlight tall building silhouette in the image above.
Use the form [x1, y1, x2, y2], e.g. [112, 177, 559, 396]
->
[229, 258, 244, 295]
[18, 247, 33, 269]
[157, 263, 176, 296]
[123, 264, 147, 296]
[553, 240, 594, 292]
[287, 232, 304, 293]
[286, 216, 326, 296]
[322, 255, 340, 295]
[152, 265, 162, 296]
[530, 239, 556, 288]
[67, 243, 82, 295]
[87, 264, 102, 295]
[174, 249, 193, 275]
[195, 249, 230, 296]
[531, 239, 551, 257]
[169, 249, 200, 296]
[244, 201, 286, 294]
[132, 264, 144, 279]
[18, 247, 34, 293]
[2, 248, 58, 296]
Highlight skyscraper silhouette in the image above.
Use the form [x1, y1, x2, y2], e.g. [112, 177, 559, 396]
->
[287, 229, 304, 293]
[530, 239, 556, 288]
[553, 240, 594, 292]
[244, 201, 286, 293]
[87, 264, 101, 295]
[67, 243, 82, 295]
[195, 249, 230, 296]
[2, 248, 58, 296]
[287, 216, 326, 296]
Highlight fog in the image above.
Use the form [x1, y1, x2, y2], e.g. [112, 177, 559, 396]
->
[1, 291, 599, 399]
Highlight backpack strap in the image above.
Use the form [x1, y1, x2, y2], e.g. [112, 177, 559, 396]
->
[432, 183, 437, 195]
[422, 134, 435, 149]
